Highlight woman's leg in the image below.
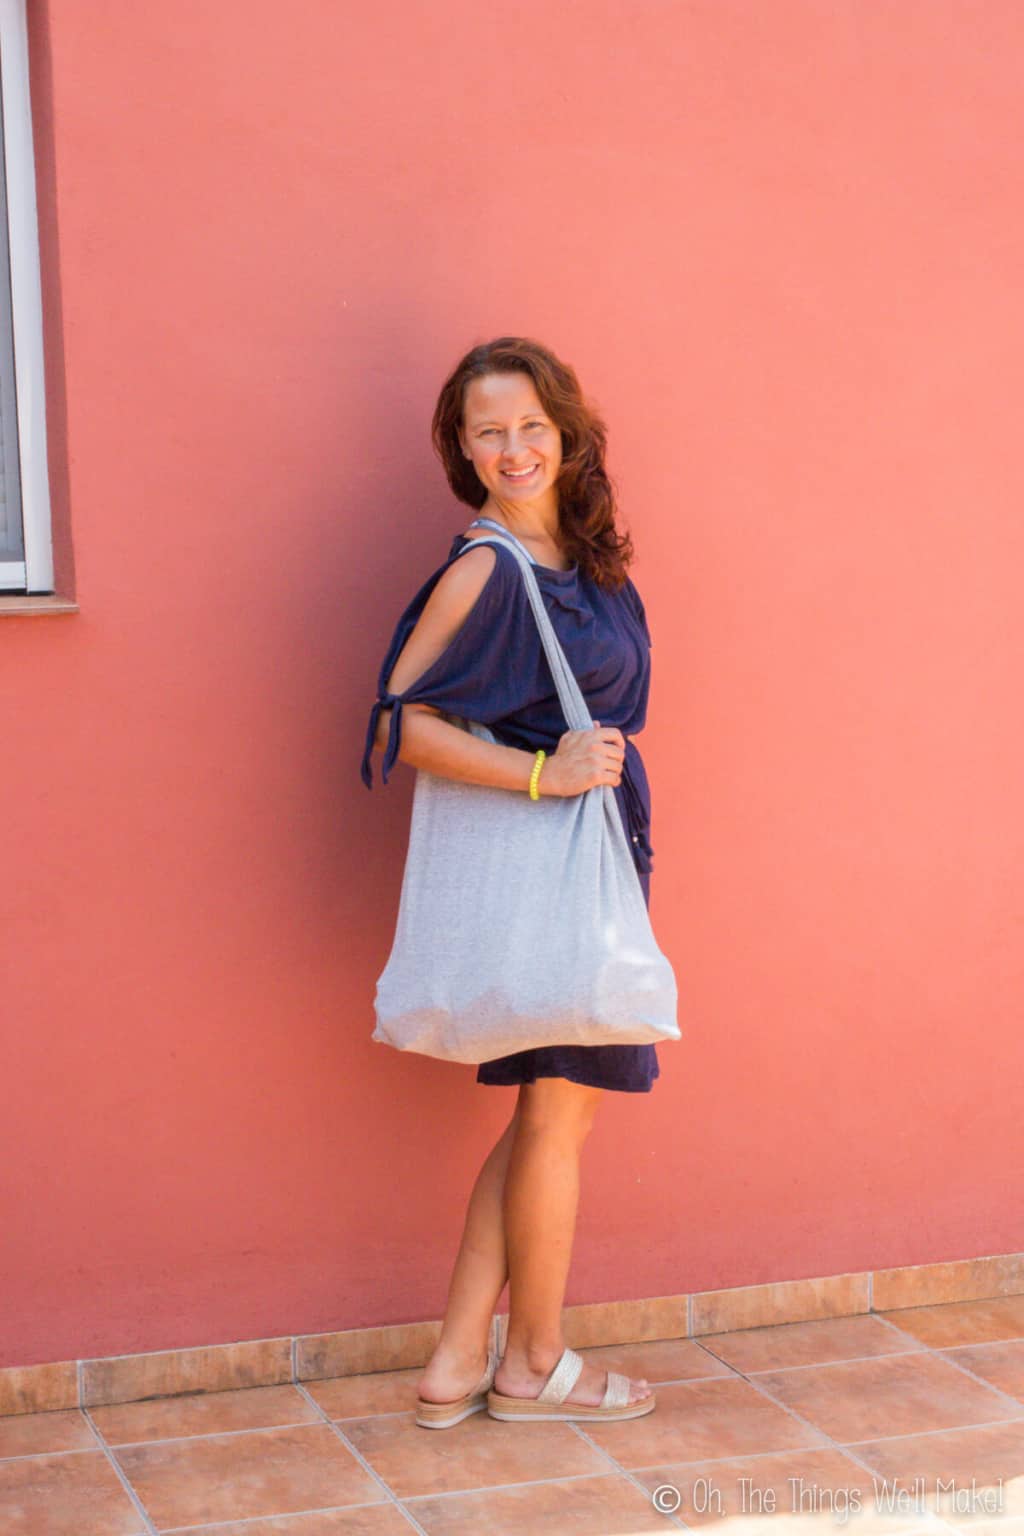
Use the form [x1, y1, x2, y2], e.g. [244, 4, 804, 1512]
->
[494, 1078, 653, 1408]
[417, 1100, 520, 1403]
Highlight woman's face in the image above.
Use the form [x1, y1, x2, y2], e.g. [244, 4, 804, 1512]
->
[458, 372, 562, 509]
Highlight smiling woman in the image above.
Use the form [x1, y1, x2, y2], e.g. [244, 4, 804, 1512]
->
[360, 334, 669, 1426]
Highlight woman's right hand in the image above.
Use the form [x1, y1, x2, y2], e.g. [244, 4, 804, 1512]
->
[540, 721, 626, 796]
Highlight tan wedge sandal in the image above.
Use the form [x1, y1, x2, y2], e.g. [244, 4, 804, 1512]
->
[486, 1345, 656, 1422]
[415, 1346, 499, 1429]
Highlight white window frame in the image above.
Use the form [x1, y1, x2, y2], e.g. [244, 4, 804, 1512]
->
[0, 0, 52, 594]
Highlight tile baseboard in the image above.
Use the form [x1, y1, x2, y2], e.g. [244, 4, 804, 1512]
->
[4, 1249, 1023, 1417]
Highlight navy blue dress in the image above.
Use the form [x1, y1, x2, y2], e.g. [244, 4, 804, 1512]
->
[360, 518, 660, 1093]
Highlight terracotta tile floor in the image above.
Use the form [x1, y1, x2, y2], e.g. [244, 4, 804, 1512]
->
[4, 1297, 1024, 1534]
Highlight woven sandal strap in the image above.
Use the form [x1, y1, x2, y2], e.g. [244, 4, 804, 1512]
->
[536, 1347, 584, 1404]
[600, 1369, 632, 1409]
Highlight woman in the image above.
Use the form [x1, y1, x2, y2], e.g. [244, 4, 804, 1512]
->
[361, 336, 660, 1425]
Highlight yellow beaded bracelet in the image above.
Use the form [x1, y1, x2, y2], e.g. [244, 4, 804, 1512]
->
[528, 749, 547, 800]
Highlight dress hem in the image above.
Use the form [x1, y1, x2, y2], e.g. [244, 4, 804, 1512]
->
[476, 1066, 659, 1094]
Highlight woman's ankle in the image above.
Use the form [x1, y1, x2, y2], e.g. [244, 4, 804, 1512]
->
[502, 1336, 565, 1374]
[428, 1333, 491, 1370]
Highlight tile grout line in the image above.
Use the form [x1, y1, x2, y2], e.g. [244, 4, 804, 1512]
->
[0, 1445, 115, 1465]
[291, 1378, 429, 1535]
[839, 1413, 1024, 1447]
[50, 1417, 353, 1452]
[158, 1496, 421, 1534]
[399, 1465, 686, 1507]
[939, 1335, 1024, 1354]
[566, 1417, 690, 1529]
[696, 1342, 930, 1376]
[617, 1442, 922, 1472]
[107, 1332, 297, 1364]
[80, 1404, 159, 1536]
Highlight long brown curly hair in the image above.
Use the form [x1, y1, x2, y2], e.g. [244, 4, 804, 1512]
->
[430, 336, 634, 590]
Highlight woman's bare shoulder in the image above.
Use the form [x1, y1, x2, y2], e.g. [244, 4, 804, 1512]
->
[432, 538, 498, 612]
[384, 541, 499, 696]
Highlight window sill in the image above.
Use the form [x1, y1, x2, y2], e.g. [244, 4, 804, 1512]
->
[0, 593, 78, 615]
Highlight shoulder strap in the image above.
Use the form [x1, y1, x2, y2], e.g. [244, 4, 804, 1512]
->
[453, 532, 593, 733]
[466, 515, 538, 565]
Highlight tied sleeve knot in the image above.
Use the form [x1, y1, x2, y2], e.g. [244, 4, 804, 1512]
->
[361, 690, 405, 789]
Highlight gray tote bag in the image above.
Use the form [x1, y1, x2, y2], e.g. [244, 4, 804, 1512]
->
[372, 530, 680, 1064]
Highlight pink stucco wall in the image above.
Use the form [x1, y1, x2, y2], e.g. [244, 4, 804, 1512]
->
[2, 0, 1022, 1368]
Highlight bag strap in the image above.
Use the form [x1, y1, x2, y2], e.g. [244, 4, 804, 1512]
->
[453, 530, 594, 733]
[466, 515, 539, 564]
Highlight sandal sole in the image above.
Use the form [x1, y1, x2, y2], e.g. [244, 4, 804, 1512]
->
[415, 1393, 489, 1429]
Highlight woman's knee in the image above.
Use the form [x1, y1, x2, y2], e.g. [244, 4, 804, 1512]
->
[515, 1078, 603, 1138]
